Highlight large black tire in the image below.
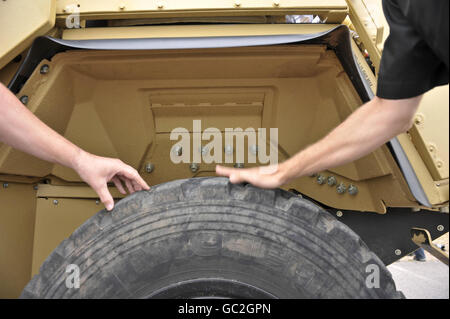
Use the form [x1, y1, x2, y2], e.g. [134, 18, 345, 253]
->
[22, 177, 403, 299]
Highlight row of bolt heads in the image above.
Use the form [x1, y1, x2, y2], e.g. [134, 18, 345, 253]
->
[312, 174, 358, 195]
[144, 161, 244, 174]
[19, 65, 50, 106]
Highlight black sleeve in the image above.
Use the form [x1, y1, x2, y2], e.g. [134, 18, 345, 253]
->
[376, 0, 449, 100]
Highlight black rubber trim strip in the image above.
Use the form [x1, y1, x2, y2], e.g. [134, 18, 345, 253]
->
[7, 25, 429, 206]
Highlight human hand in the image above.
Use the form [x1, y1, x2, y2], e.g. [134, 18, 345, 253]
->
[215, 163, 288, 189]
[72, 150, 150, 211]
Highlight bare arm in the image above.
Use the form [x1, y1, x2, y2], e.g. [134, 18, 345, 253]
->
[216, 96, 422, 187]
[0, 83, 149, 210]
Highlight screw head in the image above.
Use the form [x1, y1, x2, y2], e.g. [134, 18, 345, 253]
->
[224, 145, 233, 155]
[53, 199, 58, 205]
[394, 249, 402, 256]
[190, 163, 199, 173]
[40, 64, 50, 74]
[249, 144, 258, 155]
[336, 182, 347, 194]
[336, 211, 343, 217]
[145, 163, 154, 173]
[327, 176, 337, 186]
[348, 184, 358, 195]
[20, 95, 29, 105]
[437, 225, 444, 232]
[316, 175, 326, 185]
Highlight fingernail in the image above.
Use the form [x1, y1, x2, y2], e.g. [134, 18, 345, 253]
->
[106, 203, 113, 211]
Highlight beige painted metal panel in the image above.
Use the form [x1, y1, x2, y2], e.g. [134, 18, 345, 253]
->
[0, 182, 37, 298]
[0, 0, 56, 70]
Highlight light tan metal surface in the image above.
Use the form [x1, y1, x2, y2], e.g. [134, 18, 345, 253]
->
[56, 0, 348, 23]
[0, 44, 417, 213]
[0, 182, 37, 298]
[0, 0, 56, 70]
[31, 197, 100, 276]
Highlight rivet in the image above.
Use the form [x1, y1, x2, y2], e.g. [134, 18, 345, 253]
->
[190, 163, 199, 173]
[249, 144, 258, 155]
[173, 145, 183, 156]
[394, 249, 402, 256]
[40, 64, 50, 74]
[348, 184, 358, 195]
[20, 95, 29, 105]
[436, 161, 443, 168]
[145, 163, 154, 173]
[316, 175, 326, 185]
[336, 182, 347, 194]
[336, 210, 343, 217]
[437, 225, 444, 232]
[327, 176, 337, 186]
[224, 145, 234, 155]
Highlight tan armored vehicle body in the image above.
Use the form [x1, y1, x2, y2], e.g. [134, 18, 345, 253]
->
[0, 0, 448, 298]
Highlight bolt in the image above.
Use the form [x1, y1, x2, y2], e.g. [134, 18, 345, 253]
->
[40, 64, 50, 74]
[336, 182, 347, 194]
[348, 184, 358, 195]
[249, 144, 258, 155]
[3, 183, 8, 188]
[327, 176, 337, 186]
[224, 145, 233, 155]
[173, 145, 183, 156]
[428, 145, 436, 153]
[53, 199, 58, 205]
[145, 163, 154, 173]
[20, 95, 29, 105]
[316, 175, 326, 185]
[394, 249, 402, 256]
[234, 163, 244, 169]
[336, 211, 343, 217]
[437, 225, 444, 232]
[190, 163, 199, 173]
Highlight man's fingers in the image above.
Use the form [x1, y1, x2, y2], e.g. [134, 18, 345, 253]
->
[120, 166, 150, 190]
[120, 175, 135, 194]
[216, 165, 238, 177]
[112, 176, 126, 194]
[96, 184, 114, 211]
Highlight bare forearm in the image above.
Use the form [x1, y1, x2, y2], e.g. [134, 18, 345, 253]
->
[0, 83, 81, 169]
[280, 96, 421, 182]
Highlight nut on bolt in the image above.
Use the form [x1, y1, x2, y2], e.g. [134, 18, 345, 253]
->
[327, 176, 337, 186]
[145, 163, 154, 173]
[20, 95, 29, 105]
[316, 175, 326, 185]
[348, 184, 358, 195]
[437, 225, 444, 232]
[190, 163, 199, 173]
[336, 182, 347, 194]
[40, 64, 50, 74]
[394, 249, 402, 256]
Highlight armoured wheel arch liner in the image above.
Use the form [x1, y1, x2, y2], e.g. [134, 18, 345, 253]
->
[7, 25, 431, 207]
